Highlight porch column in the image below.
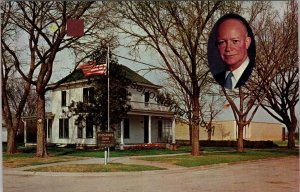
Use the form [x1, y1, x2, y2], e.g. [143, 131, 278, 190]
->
[45, 119, 48, 142]
[148, 115, 152, 144]
[172, 117, 176, 144]
[120, 119, 124, 145]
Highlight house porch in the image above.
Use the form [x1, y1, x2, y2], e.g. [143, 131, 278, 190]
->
[118, 112, 176, 148]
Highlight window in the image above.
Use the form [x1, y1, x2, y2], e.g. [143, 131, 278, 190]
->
[76, 118, 84, 138]
[59, 119, 69, 138]
[47, 119, 52, 139]
[158, 120, 162, 141]
[144, 92, 149, 107]
[86, 116, 93, 138]
[44, 119, 52, 139]
[124, 118, 130, 139]
[163, 120, 172, 142]
[78, 124, 83, 138]
[163, 120, 172, 136]
[61, 91, 66, 106]
[145, 92, 150, 102]
[83, 87, 94, 103]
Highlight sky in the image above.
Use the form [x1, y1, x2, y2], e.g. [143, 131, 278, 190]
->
[49, 1, 298, 127]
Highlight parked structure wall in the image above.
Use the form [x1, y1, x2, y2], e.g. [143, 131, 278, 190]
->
[176, 120, 282, 141]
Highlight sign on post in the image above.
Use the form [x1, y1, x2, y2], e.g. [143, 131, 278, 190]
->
[97, 132, 115, 148]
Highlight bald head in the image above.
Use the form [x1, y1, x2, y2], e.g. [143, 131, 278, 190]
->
[217, 19, 248, 39]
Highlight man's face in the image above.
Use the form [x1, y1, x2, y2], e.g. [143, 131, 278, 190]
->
[217, 19, 251, 71]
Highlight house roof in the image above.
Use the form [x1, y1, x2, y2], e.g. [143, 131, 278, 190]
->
[53, 64, 161, 89]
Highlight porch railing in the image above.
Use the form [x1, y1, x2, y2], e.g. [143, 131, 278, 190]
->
[128, 101, 170, 112]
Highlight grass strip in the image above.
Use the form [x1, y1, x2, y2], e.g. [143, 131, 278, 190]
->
[25, 163, 165, 172]
[3, 155, 86, 168]
[137, 148, 299, 167]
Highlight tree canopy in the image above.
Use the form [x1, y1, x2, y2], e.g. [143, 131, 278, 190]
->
[69, 55, 131, 132]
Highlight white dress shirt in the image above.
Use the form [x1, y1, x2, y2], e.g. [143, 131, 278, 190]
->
[225, 57, 250, 89]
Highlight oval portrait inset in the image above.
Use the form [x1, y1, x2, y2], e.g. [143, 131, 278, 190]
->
[207, 13, 256, 90]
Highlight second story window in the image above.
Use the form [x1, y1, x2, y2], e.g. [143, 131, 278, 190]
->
[144, 91, 149, 107]
[61, 91, 67, 106]
[83, 87, 94, 103]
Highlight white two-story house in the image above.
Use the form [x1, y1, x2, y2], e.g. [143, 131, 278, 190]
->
[44, 64, 176, 149]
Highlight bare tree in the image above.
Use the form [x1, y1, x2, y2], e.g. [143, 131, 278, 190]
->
[1, 2, 33, 154]
[222, 2, 289, 152]
[6, 77, 38, 116]
[162, 75, 193, 144]
[113, 1, 241, 156]
[254, 1, 298, 149]
[200, 94, 226, 141]
[1, 2, 115, 157]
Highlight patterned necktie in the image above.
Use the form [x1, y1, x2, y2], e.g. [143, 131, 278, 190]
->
[225, 72, 233, 89]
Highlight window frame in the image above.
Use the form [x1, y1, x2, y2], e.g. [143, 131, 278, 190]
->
[61, 91, 67, 106]
[124, 118, 130, 139]
[59, 118, 69, 139]
[83, 87, 94, 104]
[86, 116, 94, 138]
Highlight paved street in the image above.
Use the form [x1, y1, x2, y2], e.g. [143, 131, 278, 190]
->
[3, 156, 299, 192]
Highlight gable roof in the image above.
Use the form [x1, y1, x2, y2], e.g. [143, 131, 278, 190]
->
[53, 64, 160, 88]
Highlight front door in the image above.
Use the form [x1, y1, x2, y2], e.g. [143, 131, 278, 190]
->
[144, 116, 149, 143]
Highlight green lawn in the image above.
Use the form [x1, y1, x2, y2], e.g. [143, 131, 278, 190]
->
[2, 145, 190, 168]
[3, 144, 298, 169]
[137, 148, 299, 167]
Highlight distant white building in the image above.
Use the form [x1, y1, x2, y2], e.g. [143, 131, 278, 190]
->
[176, 120, 283, 141]
[23, 64, 176, 148]
[2, 125, 7, 143]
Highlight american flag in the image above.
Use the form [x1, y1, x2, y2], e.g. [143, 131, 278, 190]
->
[79, 61, 107, 77]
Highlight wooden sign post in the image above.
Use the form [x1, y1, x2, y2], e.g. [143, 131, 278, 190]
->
[97, 132, 115, 147]
[97, 132, 115, 165]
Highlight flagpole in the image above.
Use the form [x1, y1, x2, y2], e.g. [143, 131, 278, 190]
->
[104, 46, 110, 165]
[107, 45, 110, 163]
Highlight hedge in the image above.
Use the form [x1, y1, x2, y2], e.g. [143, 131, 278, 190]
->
[176, 140, 278, 148]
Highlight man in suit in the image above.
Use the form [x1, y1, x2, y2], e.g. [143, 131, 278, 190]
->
[213, 15, 253, 90]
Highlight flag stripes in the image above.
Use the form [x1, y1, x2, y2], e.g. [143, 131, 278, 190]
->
[79, 61, 107, 77]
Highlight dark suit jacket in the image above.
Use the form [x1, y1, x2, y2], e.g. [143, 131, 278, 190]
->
[213, 61, 254, 89]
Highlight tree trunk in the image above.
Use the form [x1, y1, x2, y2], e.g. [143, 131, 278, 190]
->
[207, 129, 212, 141]
[4, 114, 18, 154]
[36, 94, 48, 157]
[237, 123, 244, 152]
[191, 121, 200, 156]
[287, 129, 295, 150]
[6, 126, 18, 154]
[191, 96, 200, 156]
[189, 123, 192, 145]
[2, 77, 18, 154]
[287, 106, 297, 150]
